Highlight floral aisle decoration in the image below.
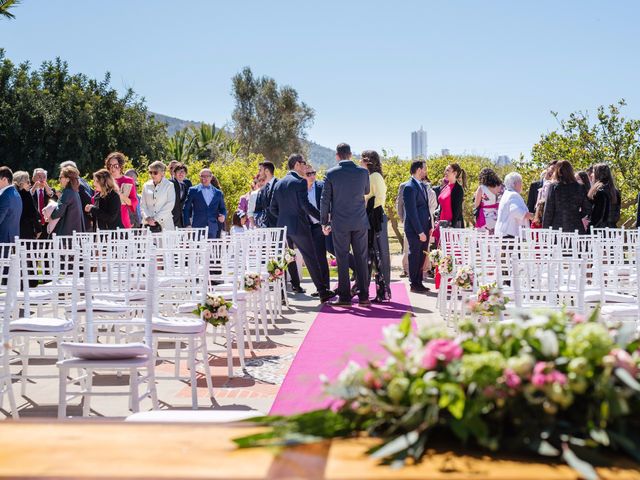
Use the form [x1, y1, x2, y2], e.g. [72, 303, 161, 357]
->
[284, 247, 297, 265]
[244, 272, 262, 292]
[235, 308, 640, 478]
[438, 254, 454, 275]
[453, 264, 474, 290]
[193, 293, 233, 327]
[428, 249, 442, 266]
[267, 258, 287, 282]
[469, 282, 509, 317]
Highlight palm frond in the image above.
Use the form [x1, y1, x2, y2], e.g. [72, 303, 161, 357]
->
[0, 0, 21, 20]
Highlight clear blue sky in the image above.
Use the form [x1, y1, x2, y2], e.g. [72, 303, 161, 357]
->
[3, 0, 640, 160]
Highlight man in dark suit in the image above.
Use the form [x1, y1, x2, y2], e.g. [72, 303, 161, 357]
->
[270, 154, 334, 304]
[526, 178, 543, 214]
[0, 167, 23, 243]
[170, 163, 191, 228]
[30, 168, 57, 237]
[304, 165, 330, 292]
[254, 161, 278, 228]
[320, 143, 371, 307]
[183, 168, 227, 239]
[403, 160, 432, 293]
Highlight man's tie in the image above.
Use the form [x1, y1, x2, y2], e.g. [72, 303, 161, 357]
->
[38, 189, 45, 225]
[264, 183, 271, 204]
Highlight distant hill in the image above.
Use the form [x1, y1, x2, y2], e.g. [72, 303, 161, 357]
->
[150, 112, 336, 168]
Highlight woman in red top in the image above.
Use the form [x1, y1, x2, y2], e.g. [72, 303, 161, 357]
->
[437, 163, 466, 229]
[104, 152, 138, 229]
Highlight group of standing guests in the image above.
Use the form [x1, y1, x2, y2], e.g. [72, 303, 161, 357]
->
[0, 151, 229, 244]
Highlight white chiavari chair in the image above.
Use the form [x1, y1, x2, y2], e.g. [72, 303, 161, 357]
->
[1, 252, 20, 419]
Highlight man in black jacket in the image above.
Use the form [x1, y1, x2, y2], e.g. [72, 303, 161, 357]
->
[254, 161, 278, 228]
[170, 163, 191, 228]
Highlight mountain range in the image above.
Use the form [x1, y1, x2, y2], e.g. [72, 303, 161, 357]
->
[150, 112, 336, 168]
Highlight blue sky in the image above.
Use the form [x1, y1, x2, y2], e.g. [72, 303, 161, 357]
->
[3, 0, 640, 159]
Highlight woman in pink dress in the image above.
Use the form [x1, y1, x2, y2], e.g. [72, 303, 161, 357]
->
[104, 152, 138, 228]
[436, 163, 466, 230]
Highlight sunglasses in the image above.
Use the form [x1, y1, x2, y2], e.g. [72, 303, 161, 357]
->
[306, 171, 316, 177]
[108, 163, 121, 169]
[148, 171, 160, 176]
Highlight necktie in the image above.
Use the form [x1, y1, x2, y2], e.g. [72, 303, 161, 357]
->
[38, 189, 45, 224]
[264, 183, 271, 204]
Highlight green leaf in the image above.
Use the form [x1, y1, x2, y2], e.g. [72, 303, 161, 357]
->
[614, 322, 636, 348]
[438, 383, 465, 420]
[562, 446, 599, 480]
[608, 430, 640, 463]
[589, 429, 609, 447]
[536, 440, 560, 456]
[614, 367, 640, 391]
[370, 431, 419, 460]
[399, 313, 412, 336]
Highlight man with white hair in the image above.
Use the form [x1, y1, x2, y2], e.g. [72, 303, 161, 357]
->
[30, 168, 57, 233]
[495, 172, 533, 238]
[183, 168, 226, 239]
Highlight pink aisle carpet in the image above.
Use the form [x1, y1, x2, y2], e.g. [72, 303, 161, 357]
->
[269, 282, 412, 415]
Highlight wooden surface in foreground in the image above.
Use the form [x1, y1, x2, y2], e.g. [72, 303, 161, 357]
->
[0, 421, 638, 479]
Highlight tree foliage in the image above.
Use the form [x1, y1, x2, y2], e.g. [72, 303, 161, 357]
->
[531, 100, 640, 225]
[231, 67, 314, 166]
[0, 50, 167, 176]
[0, 0, 19, 19]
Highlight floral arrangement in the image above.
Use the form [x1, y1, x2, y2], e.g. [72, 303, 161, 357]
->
[438, 254, 454, 275]
[267, 258, 287, 282]
[453, 264, 474, 289]
[192, 294, 233, 327]
[235, 308, 640, 478]
[284, 248, 297, 264]
[469, 282, 509, 317]
[244, 272, 262, 292]
[428, 249, 442, 265]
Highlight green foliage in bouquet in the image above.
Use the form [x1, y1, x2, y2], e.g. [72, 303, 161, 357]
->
[235, 308, 640, 478]
[192, 294, 233, 327]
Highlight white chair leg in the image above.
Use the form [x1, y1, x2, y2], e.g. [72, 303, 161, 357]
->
[57, 367, 67, 419]
[148, 361, 159, 409]
[129, 368, 140, 413]
[82, 368, 92, 417]
[235, 315, 246, 371]
[225, 323, 233, 378]
[258, 288, 269, 338]
[188, 341, 198, 409]
[20, 340, 29, 396]
[199, 333, 214, 401]
[5, 378, 18, 419]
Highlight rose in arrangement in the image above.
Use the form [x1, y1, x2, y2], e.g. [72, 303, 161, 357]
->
[453, 264, 474, 289]
[244, 272, 262, 292]
[236, 307, 640, 478]
[468, 282, 508, 317]
[283, 248, 297, 264]
[428, 249, 443, 265]
[193, 293, 233, 327]
[267, 258, 288, 282]
[438, 254, 454, 275]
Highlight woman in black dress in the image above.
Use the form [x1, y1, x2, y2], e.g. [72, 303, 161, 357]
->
[85, 169, 123, 230]
[13, 171, 42, 239]
[588, 163, 617, 229]
[542, 160, 592, 233]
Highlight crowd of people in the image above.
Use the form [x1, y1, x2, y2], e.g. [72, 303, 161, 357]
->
[0, 149, 636, 307]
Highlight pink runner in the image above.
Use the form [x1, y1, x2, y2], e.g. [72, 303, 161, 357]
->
[270, 282, 412, 415]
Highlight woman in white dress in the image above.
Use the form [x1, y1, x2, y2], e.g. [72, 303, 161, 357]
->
[474, 168, 503, 234]
[140, 161, 176, 231]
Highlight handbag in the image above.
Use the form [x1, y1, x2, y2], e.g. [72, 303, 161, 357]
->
[146, 222, 162, 233]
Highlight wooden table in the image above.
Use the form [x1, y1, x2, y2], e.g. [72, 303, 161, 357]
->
[0, 421, 638, 479]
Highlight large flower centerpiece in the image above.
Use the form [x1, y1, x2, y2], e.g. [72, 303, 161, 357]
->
[453, 264, 474, 290]
[469, 282, 508, 317]
[193, 293, 233, 327]
[236, 309, 640, 477]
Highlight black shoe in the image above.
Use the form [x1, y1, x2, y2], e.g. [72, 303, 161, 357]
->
[311, 291, 320, 298]
[410, 285, 429, 294]
[358, 298, 372, 307]
[399, 272, 408, 278]
[330, 299, 352, 307]
[292, 286, 306, 294]
[320, 291, 336, 304]
[350, 284, 359, 297]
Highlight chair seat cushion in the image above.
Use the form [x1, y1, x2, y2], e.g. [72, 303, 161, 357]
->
[60, 342, 151, 360]
[151, 316, 206, 334]
[583, 290, 636, 303]
[17, 289, 55, 301]
[600, 304, 639, 317]
[10, 316, 74, 333]
[95, 292, 146, 302]
[70, 300, 134, 313]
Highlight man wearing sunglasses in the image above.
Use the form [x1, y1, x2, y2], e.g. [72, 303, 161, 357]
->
[270, 154, 334, 303]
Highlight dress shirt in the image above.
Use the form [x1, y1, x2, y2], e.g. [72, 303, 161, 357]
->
[495, 189, 529, 238]
[202, 185, 214, 205]
[364, 172, 387, 209]
[247, 190, 259, 218]
[307, 183, 320, 224]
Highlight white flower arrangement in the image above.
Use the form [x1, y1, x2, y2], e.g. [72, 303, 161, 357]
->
[244, 272, 262, 292]
[439, 254, 454, 275]
[453, 264, 474, 290]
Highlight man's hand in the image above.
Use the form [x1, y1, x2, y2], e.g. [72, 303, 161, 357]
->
[322, 225, 331, 236]
[84, 204, 93, 213]
[419, 232, 427, 242]
[147, 218, 156, 226]
[217, 214, 225, 223]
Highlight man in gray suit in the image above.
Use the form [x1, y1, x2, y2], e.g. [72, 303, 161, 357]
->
[320, 143, 371, 307]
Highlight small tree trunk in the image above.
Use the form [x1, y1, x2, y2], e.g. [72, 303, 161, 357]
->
[388, 212, 404, 245]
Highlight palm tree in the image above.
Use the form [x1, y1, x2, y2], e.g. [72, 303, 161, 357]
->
[166, 129, 197, 163]
[0, 0, 20, 20]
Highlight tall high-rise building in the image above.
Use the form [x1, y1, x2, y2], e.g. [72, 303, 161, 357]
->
[441, 148, 450, 156]
[411, 127, 427, 159]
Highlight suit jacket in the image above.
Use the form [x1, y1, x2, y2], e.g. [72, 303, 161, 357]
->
[270, 171, 319, 236]
[171, 178, 190, 228]
[32, 188, 57, 226]
[402, 178, 431, 236]
[255, 178, 278, 228]
[90, 190, 123, 230]
[50, 187, 85, 236]
[527, 179, 543, 214]
[320, 161, 370, 231]
[542, 183, 591, 233]
[183, 184, 227, 238]
[19, 188, 41, 239]
[140, 178, 176, 230]
[0, 186, 23, 242]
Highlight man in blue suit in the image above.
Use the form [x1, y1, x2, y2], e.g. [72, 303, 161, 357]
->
[402, 160, 432, 293]
[0, 167, 22, 243]
[320, 143, 371, 307]
[270, 154, 334, 304]
[304, 165, 330, 291]
[183, 168, 227, 239]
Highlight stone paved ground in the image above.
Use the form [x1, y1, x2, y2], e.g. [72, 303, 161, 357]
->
[2, 253, 443, 419]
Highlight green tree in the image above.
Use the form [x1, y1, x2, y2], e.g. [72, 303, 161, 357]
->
[0, 50, 167, 175]
[231, 67, 314, 166]
[0, 0, 19, 19]
[531, 100, 640, 225]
